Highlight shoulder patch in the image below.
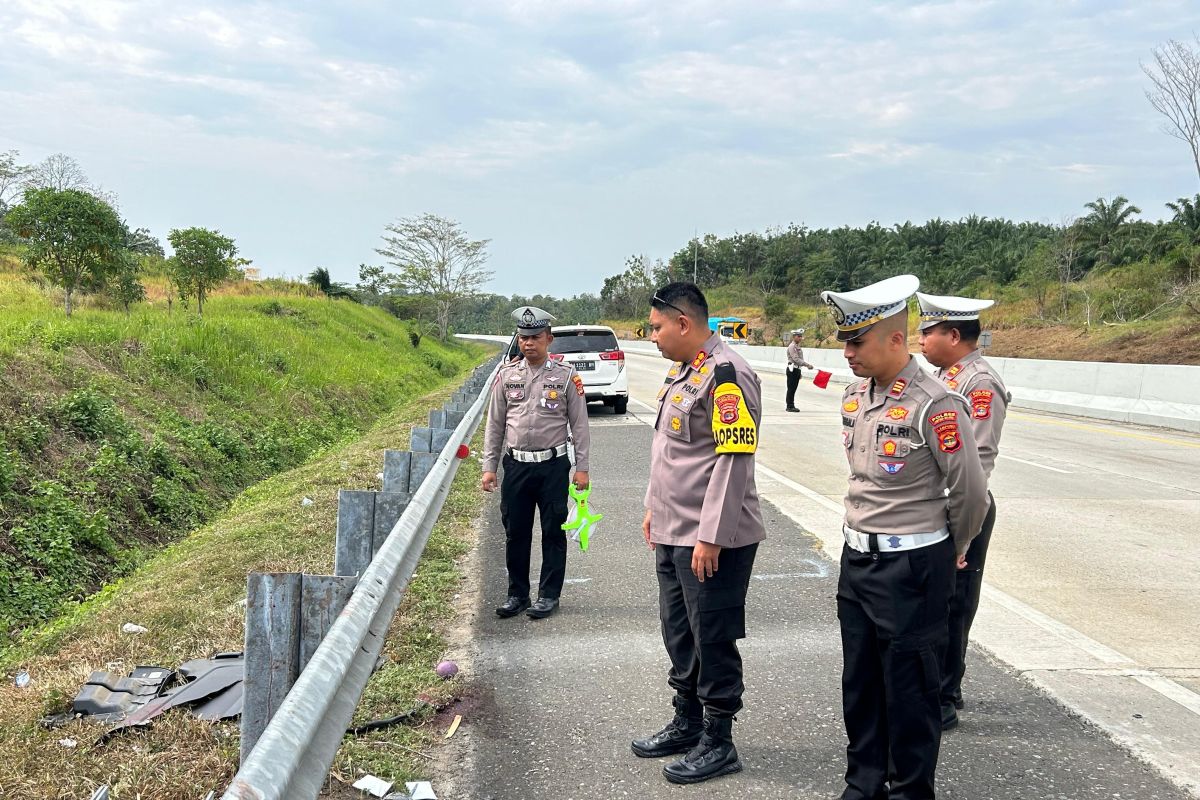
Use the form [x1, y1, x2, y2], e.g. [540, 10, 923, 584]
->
[572, 374, 584, 396]
[969, 389, 994, 419]
[711, 363, 756, 454]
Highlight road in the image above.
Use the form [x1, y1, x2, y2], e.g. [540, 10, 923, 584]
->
[443, 403, 1197, 799]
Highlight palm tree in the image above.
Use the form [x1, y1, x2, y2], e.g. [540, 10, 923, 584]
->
[307, 267, 352, 300]
[1166, 194, 1200, 245]
[1082, 196, 1142, 268]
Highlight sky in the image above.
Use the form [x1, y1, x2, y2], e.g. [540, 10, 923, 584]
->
[3, 1, 1199, 297]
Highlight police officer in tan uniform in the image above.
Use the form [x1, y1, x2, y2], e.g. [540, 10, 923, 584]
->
[482, 307, 591, 620]
[785, 328, 815, 412]
[631, 282, 765, 786]
[823, 275, 987, 800]
[917, 292, 1011, 730]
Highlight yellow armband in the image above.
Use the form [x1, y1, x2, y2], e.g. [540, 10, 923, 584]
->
[711, 363, 757, 454]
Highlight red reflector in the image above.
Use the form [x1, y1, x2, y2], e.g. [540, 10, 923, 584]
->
[599, 351, 624, 361]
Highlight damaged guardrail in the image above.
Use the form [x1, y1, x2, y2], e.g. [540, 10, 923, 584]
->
[220, 355, 501, 800]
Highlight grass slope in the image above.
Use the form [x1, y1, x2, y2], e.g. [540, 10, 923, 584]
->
[0, 252, 483, 634]
[0, 392, 487, 799]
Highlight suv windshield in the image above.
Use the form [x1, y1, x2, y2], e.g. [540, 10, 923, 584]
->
[550, 330, 619, 355]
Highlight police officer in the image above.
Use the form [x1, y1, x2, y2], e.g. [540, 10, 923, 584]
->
[916, 292, 1011, 731]
[822, 275, 987, 800]
[631, 282, 765, 786]
[482, 306, 591, 620]
[785, 328, 815, 412]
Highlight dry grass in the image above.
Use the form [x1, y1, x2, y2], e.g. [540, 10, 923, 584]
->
[0, 382, 488, 799]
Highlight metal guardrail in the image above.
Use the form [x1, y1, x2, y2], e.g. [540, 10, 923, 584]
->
[221, 358, 499, 799]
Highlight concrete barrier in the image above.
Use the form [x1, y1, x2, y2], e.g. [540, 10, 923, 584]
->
[456, 334, 1200, 433]
[616, 339, 1200, 433]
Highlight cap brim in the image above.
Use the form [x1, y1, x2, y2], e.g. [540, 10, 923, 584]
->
[836, 321, 877, 342]
[917, 319, 942, 331]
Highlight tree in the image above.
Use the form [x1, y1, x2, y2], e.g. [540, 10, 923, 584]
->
[375, 214, 492, 339]
[167, 227, 238, 317]
[109, 251, 147, 316]
[6, 188, 125, 315]
[307, 267, 353, 300]
[600, 255, 655, 319]
[0, 150, 31, 216]
[1081, 195, 1141, 268]
[1167, 194, 1200, 245]
[1144, 36, 1200, 186]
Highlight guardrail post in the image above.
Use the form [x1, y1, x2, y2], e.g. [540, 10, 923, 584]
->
[410, 426, 434, 452]
[382, 450, 411, 494]
[372, 491, 410, 557]
[335, 490, 375, 578]
[241, 573, 303, 764]
[409, 453, 438, 491]
[242, 573, 357, 764]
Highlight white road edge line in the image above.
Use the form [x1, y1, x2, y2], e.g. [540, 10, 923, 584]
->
[998, 453, 1073, 473]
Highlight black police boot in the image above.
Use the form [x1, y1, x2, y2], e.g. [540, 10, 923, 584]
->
[526, 597, 559, 619]
[631, 695, 703, 758]
[662, 715, 743, 784]
[495, 596, 530, 618]
[941, 702, 959, 731]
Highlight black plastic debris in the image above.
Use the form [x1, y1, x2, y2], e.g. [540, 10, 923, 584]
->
[42, 666, 173, 727]
[107, 652, 245, 735]
[43, 652, 246, 736]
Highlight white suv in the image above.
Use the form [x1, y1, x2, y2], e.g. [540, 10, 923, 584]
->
[549, 325, 629, 414]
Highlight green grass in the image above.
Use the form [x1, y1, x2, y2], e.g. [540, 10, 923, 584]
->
[0, 389, 489, 799]
[0, 253, 485, 634]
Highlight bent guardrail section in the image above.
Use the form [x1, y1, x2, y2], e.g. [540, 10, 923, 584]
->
[221, 356, 500, 800]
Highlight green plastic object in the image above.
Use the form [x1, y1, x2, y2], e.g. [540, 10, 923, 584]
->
[562, 484, 603, 551]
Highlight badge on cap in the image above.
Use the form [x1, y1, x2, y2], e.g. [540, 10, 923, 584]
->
[820, 275, 919, 342]
[915, 292, 995, 331]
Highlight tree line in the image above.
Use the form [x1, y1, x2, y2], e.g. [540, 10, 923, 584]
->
[1, 151, 242, 317]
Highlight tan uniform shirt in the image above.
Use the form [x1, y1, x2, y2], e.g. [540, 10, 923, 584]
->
[482, 358, 591, 473]
[787, 342, 813, 369]
[645, 334, 767, 549]
[935, 349, 1010, 480]
[840, 357, 987, 555]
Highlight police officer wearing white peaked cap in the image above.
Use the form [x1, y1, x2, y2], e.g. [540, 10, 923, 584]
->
[917, 292, 1011, 731]
[482, 306, 591, 620]
[785, 329, 814, 411]
[822, 275, 987, 800]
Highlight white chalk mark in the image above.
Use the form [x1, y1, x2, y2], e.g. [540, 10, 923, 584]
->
[998, 453, 1073, 473]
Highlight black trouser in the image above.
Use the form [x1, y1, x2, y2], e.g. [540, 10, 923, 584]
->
[656, 542, 758, 719]
[942, 492, 996, 707]
[499, 453, 569, 600]
[785, 367, 802, 408]
[838, 536, 955, 800]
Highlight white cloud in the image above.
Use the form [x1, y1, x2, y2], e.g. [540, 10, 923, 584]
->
[828, 140, 930, 164]
[390, 119, 604, 177]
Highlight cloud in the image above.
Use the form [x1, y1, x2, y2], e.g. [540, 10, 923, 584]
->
[390, 119, 604, 177]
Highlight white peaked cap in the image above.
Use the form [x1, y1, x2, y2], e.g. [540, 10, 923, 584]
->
[915, 292, 995, 331]
[512, 305, 556, 334]
[820, 274, 920, 342]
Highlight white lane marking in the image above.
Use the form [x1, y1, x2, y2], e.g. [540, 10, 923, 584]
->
[998, 453, 1073, 473]
[980, 584, 1132, 666]
[562, 578, 592, 585]
[756, 463, 845, 514]
[752, 560, 830, 580]
[1134, 674, 1200, 717]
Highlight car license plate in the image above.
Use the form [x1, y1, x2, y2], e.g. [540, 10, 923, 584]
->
[574, 360, 595, 371]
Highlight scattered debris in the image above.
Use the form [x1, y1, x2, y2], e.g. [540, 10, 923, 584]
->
[14, 669, 30, 688]
[435, 660, 458, 679]
[346, 701, 430, 735]
[444, 714, 462, 739]
[121, 623, 148, 635]
[301, 496, 315, 506]
[406, 781, 437, 800]
[89, 787, 110, 800]
[58, 737, 77, 748]
[352, 774, 394, 797]
[376, 471, 385, 482]
[43, 652, 246, 736]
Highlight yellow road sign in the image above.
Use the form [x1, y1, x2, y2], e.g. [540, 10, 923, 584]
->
[635, 324, 645, 339]
[731, 322, 748, 339]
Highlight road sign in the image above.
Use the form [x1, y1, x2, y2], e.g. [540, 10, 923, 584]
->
[730, 322, 748, 339]
[635, 325, 645, 339]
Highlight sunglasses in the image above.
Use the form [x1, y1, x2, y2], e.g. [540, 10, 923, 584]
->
[651, 292, 688, 317]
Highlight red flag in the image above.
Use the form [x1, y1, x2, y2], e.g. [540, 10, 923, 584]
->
[813, 369, 832, 389]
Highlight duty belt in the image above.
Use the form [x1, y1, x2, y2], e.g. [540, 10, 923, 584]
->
[842, 525, 949, 554]
[507, 443, 569, 463]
